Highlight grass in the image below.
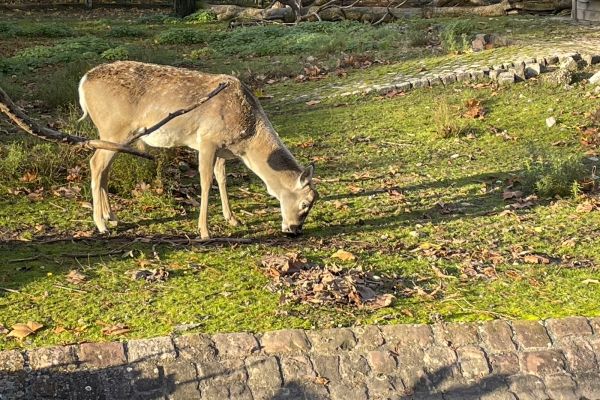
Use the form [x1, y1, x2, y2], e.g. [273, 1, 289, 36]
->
[0, 9, 600, 350]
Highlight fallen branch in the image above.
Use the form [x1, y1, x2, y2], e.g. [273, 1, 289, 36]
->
[0, 86, 153, 160]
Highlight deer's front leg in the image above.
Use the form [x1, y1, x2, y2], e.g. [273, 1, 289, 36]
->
[198, 147, 218, 239]
[214, 157, 239, 227]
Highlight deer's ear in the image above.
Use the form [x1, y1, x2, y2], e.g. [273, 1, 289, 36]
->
[298, 163, 314, 188]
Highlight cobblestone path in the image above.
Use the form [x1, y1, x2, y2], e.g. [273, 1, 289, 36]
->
[2, 317, 600, 399]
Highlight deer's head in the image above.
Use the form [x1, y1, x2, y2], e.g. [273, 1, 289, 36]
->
[280, 163, 318, 237]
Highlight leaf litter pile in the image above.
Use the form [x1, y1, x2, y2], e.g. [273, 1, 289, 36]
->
[259, 253, 394, 309]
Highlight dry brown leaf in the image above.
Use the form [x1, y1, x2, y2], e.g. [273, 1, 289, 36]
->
[101, 323, 131, 336]
[65, 270, 86, 285]
[19, 171, 37, 183]
[364, 293, 395, 309]
[523, 254, 550, 264]
[305, 100, 321, 106]
[315, 375, 330, 385]
[52, 326, 66, 334]
[503, 190, 522, 200]
[401, 308, 413, 317]
[576, 202, 595, 213]
[6, 321, 43, 340]
[331, 249, 356, 261]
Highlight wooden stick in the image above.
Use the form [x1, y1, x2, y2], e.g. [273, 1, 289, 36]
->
[0, 287, 20, 293]
[0, 86, 154, 160]
[52, 284, 87, 294]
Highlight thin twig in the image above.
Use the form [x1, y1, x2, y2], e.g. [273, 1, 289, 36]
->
[49, 202, 66, 212]
[0, 287, 20, 293]
[446, 298, 513, 319]
[8, 254, 51, 263]
[52, 284, 87, 294]
[60, 250, 125, 258]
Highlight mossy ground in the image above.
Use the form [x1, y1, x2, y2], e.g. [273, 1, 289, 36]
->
[1, 9, 599, 350]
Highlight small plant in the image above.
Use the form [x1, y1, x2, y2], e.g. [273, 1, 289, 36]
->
[155, 28, 206, 45]
[439, 19, 476, 53]
[184, 10, 217, 23]
[107, 26, 145, 38]
[190, 47, 212, 59]
[101, 46, 129, 60]
[431, 97, 473, 138]
[21, 23, 74, 38]
[520, 152, 589, 198]
[12, 36, 112, 68]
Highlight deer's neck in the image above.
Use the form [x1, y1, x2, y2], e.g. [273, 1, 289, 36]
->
[241, 127, 302, 199]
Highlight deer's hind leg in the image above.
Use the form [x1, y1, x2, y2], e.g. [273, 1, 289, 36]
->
[214, 157, 239, 227]
[90, 149, 118, 233]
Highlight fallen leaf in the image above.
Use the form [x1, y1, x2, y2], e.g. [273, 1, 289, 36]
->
[52, 326, 66, 334]
[6, 321, 43, 340]
[503, 190, 522, 200]
[364, 293, 395, 309]
[576, 202, 595, 213]
[19, 171, 37, 183]
[523, 254, 550, 264]
[101, 323, 131, 336]
[331, 249, 356, 261]
[305, 100, 321, 106]
[315, 375, 330, 385]
[65, 270, 86, 285]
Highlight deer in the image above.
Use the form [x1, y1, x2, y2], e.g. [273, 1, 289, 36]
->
[78, 61, 317, 239]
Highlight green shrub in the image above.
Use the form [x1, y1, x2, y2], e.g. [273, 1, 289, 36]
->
[21, 23, 74, 38]
[155, 28, 206, 44]
[108, 26, 145, 38]
[439, 19, 476, 53]
[520, 151, 589, 198]
[207, 21, 381, 57]
[183, 10, 217, 23]
[12, 36, 112, 68]
[0, 22, 11, 34]
[101, 46, 130, 60]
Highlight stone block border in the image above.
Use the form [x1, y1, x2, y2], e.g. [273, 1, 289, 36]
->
[283, 50, 600, 104]
[2, 316, 600, 399]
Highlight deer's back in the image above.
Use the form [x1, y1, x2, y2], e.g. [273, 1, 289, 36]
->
[80, 61, 264, 149]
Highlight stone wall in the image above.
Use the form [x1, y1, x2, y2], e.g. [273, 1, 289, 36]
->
[574, 0, 600, 22]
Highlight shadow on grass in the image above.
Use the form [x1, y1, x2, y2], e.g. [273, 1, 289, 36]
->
[0, 168, 529, 296]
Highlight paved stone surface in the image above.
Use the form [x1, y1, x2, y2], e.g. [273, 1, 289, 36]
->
[268, 16, 600, 105]
[1, 316, 600, 399]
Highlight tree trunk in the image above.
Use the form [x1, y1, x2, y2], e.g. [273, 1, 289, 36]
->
[173, 0, 196, 18]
